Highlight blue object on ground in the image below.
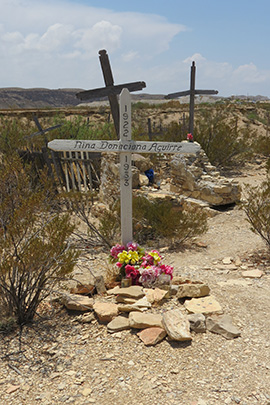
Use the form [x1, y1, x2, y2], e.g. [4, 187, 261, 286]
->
[144, 168, 154, 185]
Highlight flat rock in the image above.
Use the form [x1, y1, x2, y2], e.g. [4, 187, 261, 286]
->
[62, 294, 94, 312]
[217, 280, 252, 287]
[206, 315, 241, 339]
[107, 285, 145, 299]
[144, 288, 168, 304]
[241, 269, 264, 278]
[117, 304, 147, 313]
[107, 316, 131, 333]
[93, 302, 118, 323]
[216, 264, 238, 271]
[187, 313, 206, 333]
[70, 284, 95, 295]
[137, 327, 167, 346]
[116, 296, 137, 304]
[222, 257, 232, 265]
[185, 296, 223, 315]
[129, 311, 163, 329]
[162, 309, 192, 341]
[176, 283, 210, 299]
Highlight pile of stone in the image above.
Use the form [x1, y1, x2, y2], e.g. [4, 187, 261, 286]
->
[98, 147, 241, 209]
[170, 149, 241, 206]
[62, 277, 241, 346]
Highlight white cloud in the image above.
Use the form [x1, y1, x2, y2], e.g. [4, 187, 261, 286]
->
[0, 0, 269, 96]
[74, 21, 122, 57]
[233, 63, 267, 84]
[184, 53, 207, 64]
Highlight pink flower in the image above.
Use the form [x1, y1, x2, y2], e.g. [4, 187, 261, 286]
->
[110, 244, 125, 260]
[126, 242, 138, 251]
[139, 266, 159, 287]
[125, 265, 140, 285]
[159, 264, 174, 279]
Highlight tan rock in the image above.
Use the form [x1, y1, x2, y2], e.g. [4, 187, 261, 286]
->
[129, 311, 163, 329]
[62, 294, 94, 312]
[70, 284, 95, 295]
[107, 285, 145, 299]
[206, 315, 241, 339]
[217, 279, 252, 287]
[107, 316, 131, 333]
[187, 313, 206, 333]
[185, 296, 223, 315]
[93, 302, 118, 323]
[162, 309, 192, 341]
[144, 288, 168, 304]
[117, 304, 147, 313]
[137, 327, 167, 346]
[176, 283, 210, 299]
[234, 256, 242, 266]
[116, 296, 137, 304]
[241, 269, 264, 278]
[222, 257, 232, 265]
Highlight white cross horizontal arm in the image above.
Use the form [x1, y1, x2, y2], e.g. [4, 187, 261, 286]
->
[48, 139, 200, 154]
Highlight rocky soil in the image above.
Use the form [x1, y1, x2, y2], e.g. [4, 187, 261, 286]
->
[0, 165, 270, 405]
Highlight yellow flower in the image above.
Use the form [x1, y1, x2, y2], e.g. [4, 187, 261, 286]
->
[118, 250, 139, 265]
[149, 251, 161, 264]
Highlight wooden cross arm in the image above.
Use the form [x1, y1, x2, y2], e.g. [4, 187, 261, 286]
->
[76, 81, 146, 101]
[26, 124, 63, 139]
[165, 89, 218, 99]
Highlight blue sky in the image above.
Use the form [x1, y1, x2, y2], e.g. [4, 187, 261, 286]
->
[1, 0, 270, 97]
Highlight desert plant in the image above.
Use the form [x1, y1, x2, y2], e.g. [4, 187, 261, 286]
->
[241, 179, 270, 249]
[60, 190, 113, 248]
[194, 108, 253, 168]
[133, 195, 208, 244]
[97, 195, 208, 246]
[0, 155, 79, 325]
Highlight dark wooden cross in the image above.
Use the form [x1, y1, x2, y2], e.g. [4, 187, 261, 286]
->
[165, 61, 218, 136]
[76, 49, 146, 138]
[26, 114, 62, 144]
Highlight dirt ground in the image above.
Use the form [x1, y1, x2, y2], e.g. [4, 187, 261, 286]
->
[0, 164, 269, 405]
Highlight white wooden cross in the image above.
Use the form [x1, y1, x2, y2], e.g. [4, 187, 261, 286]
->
[48, 88, 200, 245]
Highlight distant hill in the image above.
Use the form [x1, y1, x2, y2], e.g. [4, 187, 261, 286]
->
[0, 88, 83, 109]
[0, 87, 268, 109]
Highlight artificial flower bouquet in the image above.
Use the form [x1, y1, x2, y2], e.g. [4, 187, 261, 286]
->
[109, 242, 173, 288]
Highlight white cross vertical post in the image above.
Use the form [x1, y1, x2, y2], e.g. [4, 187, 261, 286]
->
[119, 88, 133, 245]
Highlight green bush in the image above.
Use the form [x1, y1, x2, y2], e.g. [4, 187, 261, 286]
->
[0, 155, 79, 325]
[241, 179, 270, 249]
[98, 195, 208, 247]
[133, 195, 208, 244]
[194, 108, 253, 168]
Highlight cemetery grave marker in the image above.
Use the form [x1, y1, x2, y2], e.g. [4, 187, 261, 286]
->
[49, 89, 200, 245]
[76, 49, 146, 138]
[165, 61, 218, 136]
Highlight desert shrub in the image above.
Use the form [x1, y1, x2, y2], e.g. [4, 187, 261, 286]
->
[60, 190, 112, 248]
[51, 116, 116, 141]
[98, 195, 208, 246]
[98, 201, 121, 245]
[194, 109, 253, 168]
[133, 196, 208, 244]
[0, 116, 30, 154]
[0, 155, 79, 325]
[241, 179, 270, 249]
